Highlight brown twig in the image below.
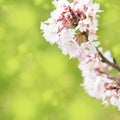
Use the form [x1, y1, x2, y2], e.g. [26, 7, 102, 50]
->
[96, 48, 120, 72]
[83, 33, 120, 72]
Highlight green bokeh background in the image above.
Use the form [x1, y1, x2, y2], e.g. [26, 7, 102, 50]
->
[0, 0, 120, 120]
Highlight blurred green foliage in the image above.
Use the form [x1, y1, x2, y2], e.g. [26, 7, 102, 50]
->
[0, 0, 120, 120]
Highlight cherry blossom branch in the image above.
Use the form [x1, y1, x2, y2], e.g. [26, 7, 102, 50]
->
[41, 0, 120, 111]
[96, 48, 120, 72]
[84, 33, 120, 72]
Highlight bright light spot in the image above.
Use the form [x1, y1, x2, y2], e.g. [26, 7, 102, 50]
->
[12, 95, 36, 120]
[9, 5, 36, 30]
[34, 0, 43, 6]
[6, 58, 20, 75]
[43, 4, 49, 10]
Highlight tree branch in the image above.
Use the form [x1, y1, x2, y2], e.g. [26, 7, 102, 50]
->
[96, 48, 120, 72]
[83, 33, 120, 72]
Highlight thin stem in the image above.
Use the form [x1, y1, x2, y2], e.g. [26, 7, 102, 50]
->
[96, 48, 120, 72]
[83, 33, 120, 72]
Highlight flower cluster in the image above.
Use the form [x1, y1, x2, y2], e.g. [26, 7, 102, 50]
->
[41, 0, 120, 110]
[41, 0, 101, 59]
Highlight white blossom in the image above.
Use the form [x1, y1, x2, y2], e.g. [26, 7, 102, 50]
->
[103, 90, 120, 110]
[41, 19, 59, 44]
[79, 54, 113, 99]
[57, 28, 80, 58]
